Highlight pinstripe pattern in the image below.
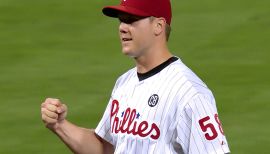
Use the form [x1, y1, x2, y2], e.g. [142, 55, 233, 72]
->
[95, 58, 230, 154]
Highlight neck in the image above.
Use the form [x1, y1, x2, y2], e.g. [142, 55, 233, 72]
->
[134, 44, 172, 73]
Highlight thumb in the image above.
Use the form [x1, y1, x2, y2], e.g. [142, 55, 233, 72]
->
[57, 104, 68, 122]
[57, 104, 67, 114]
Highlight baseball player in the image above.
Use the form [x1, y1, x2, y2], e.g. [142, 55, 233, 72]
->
[41, 0, 230, 153]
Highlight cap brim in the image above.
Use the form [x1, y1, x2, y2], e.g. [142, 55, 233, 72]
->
[102, 5, 150, 18]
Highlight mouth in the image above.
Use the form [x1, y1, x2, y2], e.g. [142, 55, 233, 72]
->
[122, 38, 133, 42]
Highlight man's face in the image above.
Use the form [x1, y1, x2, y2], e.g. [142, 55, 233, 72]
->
[118, 13, 155, 58]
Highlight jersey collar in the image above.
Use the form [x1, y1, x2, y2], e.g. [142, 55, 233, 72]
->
[137, 56, 178, 81]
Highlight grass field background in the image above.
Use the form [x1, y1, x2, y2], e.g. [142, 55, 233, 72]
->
[0, 0, 269, 153]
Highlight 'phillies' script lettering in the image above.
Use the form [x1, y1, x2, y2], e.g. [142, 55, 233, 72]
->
[110, 99, 160, 140]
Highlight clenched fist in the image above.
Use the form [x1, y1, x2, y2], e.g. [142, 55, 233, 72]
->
[41, 98, 68, 130]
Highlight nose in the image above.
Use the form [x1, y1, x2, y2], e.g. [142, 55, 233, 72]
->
[119, 22, 129, 34]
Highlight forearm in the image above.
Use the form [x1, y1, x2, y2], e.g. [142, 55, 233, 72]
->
[52, 120, 104, 154]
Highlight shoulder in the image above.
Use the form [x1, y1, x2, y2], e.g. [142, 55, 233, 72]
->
[170, 58, 208, 89]
[112, 67, 137, 91]
[169, 58, 214, 103]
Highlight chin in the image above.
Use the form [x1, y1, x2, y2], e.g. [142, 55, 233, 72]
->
[122, 48, 142, 58]
[123, 52, 136, 58]
[122, 48, 134, 56]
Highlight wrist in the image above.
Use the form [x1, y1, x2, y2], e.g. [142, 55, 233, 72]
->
[47, 119, 67, 133]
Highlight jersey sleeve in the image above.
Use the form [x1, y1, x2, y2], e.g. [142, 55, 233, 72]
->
[176, 93, 230, 154]
[94, 76, 123, 146]
[95, 97, 115, 146]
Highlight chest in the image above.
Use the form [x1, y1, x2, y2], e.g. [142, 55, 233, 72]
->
[110, 78, 179, 141]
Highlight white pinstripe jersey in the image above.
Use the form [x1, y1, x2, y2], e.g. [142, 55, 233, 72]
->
[95, 57, 230, 154]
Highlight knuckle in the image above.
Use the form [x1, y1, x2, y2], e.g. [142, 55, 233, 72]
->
[41, 114, 45, 120]
[41, 115, 49, 123]
[61, 104, 68, 112]
[48, 112, 58, 119]
[52, 99, 62, 106]
[43, 116, 56, 124]
[52, 113, 58, 119]
[41, 102, 45, 108]
[62, 104, 68, 112]
[54, 98, 60, 102]
[41, 108, 46, 114]
[47, 104, 57, 111]
[45, 98, 61, 105]
[45, 98, 52, 102]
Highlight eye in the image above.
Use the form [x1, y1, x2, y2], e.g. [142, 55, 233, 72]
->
[119, 17, 138, 24]
[118, 16, 146, 24]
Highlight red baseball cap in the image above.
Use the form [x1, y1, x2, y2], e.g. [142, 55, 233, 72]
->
[102, 0, 172, 25]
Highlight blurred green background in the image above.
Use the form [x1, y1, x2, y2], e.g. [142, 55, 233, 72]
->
[0, 0, 269, 153]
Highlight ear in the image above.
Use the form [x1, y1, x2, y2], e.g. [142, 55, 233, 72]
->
[153, 18, 166, 36]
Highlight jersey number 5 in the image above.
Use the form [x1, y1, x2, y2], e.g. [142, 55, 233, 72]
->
[198, 114, 224, 140]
